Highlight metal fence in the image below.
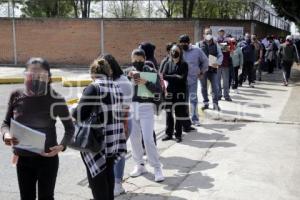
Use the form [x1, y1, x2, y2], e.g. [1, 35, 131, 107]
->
[0, 0, 290, 31]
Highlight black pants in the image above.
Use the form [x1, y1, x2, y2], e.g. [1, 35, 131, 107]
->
[267, 59, 276, 73]
[282, 60, 293, 82]
[16, 155, 59, 200]
[165, 99, 186, 138]
[239, 61, 254, 86]
[86, 157, 115, 200]
[232, 66, 240, 89]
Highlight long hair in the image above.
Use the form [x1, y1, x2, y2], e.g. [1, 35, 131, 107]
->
[100, 54, 123, 80]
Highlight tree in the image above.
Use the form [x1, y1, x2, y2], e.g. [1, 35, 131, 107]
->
[72, 0, 94, 18]
[107, 0, 140, 18]
[269, 0, 300, 25]
[21, 0, 73, 17]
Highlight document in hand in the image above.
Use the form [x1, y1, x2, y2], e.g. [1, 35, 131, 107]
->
[10, 119, 46, 154]
[209, 55, 218, 67]
[137, 72, 157, 98]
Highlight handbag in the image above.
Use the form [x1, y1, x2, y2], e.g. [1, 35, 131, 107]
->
[68, 84, 104, 153]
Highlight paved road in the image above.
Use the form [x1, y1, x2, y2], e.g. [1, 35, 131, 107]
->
[0, 66, 299, 200]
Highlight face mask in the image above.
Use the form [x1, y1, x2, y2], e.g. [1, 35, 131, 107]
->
[171, 51, 180, 59]
[24, 72, 49, 96]
[181, 44, 189, 51]
[132, 61, 144, 71]
[246, 39, 251, 43]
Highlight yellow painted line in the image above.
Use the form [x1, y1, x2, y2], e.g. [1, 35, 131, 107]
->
[62, 78, 92, 87]
[0, 77, 24, 84]
[0, 76, 62, 84]
[51, 76, 63, 82]
[66, 98, 79, 105]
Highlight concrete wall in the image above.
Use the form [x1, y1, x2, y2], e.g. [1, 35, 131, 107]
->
[0, 18, 290, 66]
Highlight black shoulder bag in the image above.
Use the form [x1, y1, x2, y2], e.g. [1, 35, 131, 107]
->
[68, 84, 105, 153]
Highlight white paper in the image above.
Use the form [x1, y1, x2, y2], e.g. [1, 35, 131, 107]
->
[10, 119, 46, 154]
[209, 55, 218, 67]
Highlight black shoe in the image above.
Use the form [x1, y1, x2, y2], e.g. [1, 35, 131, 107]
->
[225, 97, 232, 102]
[201, 105, 209, 110]
[213, 104, 221, 111]
[183, 126, 196, 132]
[162, 135, 173, 141]
[218, 96, 222, 100]
[258, 78, 262, 81]
[175, 137, 182, 143]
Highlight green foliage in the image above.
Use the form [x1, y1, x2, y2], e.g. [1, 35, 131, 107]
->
[21, 0, 74, 17]
[269, 0, 300, 24]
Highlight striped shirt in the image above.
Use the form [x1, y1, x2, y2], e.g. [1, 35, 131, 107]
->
[73, 78, 127, 178]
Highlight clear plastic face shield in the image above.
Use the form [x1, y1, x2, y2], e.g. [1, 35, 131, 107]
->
[24, 71, 49, 96]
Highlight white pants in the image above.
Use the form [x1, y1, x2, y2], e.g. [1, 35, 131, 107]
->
[129, 102, 161, 169]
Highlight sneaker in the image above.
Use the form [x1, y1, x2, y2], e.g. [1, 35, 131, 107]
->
[183, 126, 196, 132]
[201, 105, 209, 110]
[225, 97, 232, 102]
[192, 121, 201, 127]
[114, 182, 125, 197]
[154, 167, 165, 182]
[249, 83, 255, 88]
[162, 135, 173, 141]
[130, 165, 147, 177]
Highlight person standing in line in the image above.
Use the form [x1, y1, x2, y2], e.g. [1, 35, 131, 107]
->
[265, 36, 278, 74]
[100, 54, 133, 197]
[1, 57, 75, 200]
[216, 28, 232, 101]
[179, 34, 209, 127]
[239, 33, 256, 88]
[161, 44, 188, 143]
[230, 38, 244, 93]
[72, 58, 127, 200]
[279, 35, 300, 86]
[127, 48, 165, 182]
[197, 29, 223, 111]
[251, 34, 264, 82]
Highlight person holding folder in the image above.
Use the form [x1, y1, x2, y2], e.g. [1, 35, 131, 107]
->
[1, 57, 75, 200]
[127, 48, 165, 182]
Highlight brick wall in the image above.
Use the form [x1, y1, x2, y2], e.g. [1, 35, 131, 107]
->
[0, 19, 14, 63]
[0, 18, 290, 67]
[103, 20, 195, 65]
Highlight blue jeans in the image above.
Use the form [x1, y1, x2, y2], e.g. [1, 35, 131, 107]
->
[114, 115, 132, 184]
[200, 71, 219, 106]
[188, 82, 199, 122]
[217, 67, 230, 99]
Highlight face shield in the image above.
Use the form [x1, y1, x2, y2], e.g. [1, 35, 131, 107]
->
[24, 71, 49, 96]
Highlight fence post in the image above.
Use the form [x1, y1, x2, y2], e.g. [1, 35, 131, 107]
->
[194, 20, 200, 43]
[100, 19, 104, 55]
[12, 0, 17, 65]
